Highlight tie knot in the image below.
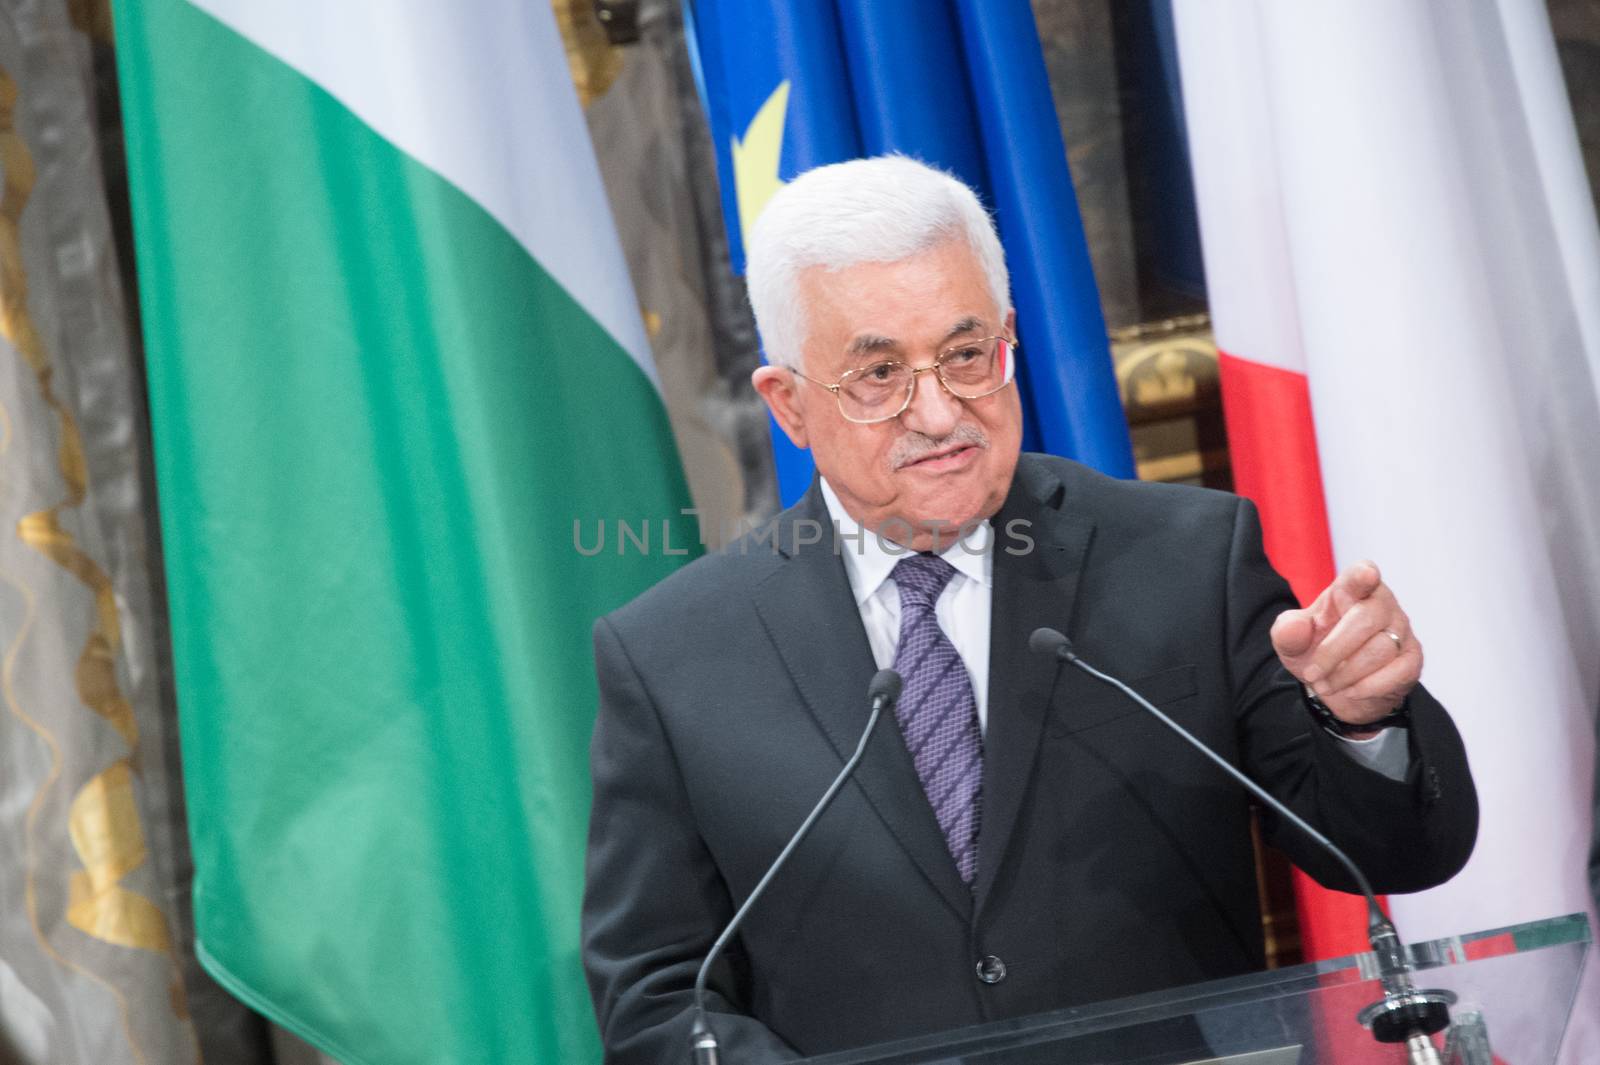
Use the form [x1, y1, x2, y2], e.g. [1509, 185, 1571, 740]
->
[892, 553, 958, 608]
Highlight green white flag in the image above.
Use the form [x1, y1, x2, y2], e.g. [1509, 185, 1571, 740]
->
[112, 1, 698, 1061]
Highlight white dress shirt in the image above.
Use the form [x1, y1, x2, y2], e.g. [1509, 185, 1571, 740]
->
[818, 479, 1408, 779]
[821, 479, 995, 730]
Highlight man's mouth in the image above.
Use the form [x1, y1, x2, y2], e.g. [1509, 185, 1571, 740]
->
[889, 425, 992, 471]
[899, 443, 979, 470]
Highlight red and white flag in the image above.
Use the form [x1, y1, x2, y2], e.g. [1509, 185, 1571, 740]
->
[1175, 1, 1600, 1060]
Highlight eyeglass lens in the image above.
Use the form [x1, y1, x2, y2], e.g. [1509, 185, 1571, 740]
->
[835, 337, 1014, 422]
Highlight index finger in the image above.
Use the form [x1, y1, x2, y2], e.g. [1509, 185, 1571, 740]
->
[1329, 560, 1383, 612]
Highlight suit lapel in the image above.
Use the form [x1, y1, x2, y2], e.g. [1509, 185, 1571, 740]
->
[752, 486, 973, 922]
[974, 460, 1095, 912]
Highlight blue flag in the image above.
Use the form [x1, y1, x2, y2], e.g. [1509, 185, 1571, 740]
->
[688, 0, 1135, 505]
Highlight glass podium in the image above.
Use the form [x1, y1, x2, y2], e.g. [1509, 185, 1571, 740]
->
[798, 914, 1590, 1065]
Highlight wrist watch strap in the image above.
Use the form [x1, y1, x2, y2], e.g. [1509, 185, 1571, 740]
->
[1302, 685, 1410, 739]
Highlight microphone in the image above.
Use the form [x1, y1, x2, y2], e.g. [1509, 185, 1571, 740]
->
[868, 668, 904, 709]
[690, 669, 902, 1065]
[1029, 627, 1453, 1064]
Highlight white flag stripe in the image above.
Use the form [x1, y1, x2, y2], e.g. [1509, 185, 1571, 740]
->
[1497, 0, 1600, 391]
[1170, 0, 1306, 373]
[1176, 1, 1600, 1058]
[184, 0, 659, 389]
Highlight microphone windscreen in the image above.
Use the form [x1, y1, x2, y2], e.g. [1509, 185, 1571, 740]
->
[868, 669, 903, 706]
[1028, 627, 1073, 659]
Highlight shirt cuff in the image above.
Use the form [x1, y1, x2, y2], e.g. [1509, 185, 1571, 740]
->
[1334, 726, 1410, 782]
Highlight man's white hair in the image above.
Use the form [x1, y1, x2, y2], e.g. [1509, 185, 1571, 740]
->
[745, 155, 1012, 371]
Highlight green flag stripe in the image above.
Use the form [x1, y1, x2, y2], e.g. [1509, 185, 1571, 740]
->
[113, 1, 697, 1061]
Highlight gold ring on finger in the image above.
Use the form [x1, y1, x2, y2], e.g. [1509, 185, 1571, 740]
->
[1383, 629, 1403, 652]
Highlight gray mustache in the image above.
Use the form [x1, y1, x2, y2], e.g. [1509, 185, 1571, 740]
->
[890, 424, 991, 469]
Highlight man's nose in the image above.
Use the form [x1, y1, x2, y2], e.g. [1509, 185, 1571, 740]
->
[898, 366, 963, 438]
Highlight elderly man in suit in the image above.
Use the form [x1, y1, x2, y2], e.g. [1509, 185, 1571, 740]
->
[581, 156, 1476, 1064]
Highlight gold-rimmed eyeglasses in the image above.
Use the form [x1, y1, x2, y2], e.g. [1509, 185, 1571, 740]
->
[791, 335, 1019, 425]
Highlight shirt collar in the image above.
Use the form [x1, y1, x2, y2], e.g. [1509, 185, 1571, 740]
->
[818, 478, 993, 606]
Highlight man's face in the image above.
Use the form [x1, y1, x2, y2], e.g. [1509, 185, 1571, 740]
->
[752, 240, 1024, 551]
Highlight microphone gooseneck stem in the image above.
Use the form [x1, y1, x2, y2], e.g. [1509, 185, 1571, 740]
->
[1061, 650, 1388, 927]
[689, 675, 896, 1064]
[1032, 629, 1453, 1051]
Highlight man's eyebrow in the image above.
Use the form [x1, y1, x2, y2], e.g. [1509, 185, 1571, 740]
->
[844, 333, 900, 359]
[940, 316, 988, 344]
[842, 317, 987, 360]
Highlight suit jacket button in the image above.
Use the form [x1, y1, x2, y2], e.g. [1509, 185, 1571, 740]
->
[975, 955, 1007, 985]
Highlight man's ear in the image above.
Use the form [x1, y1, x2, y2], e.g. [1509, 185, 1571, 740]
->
[752, 365, 810, 449]
[1004, 307, 1017, 340]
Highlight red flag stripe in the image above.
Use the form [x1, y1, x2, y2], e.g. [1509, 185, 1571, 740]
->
[1217, 349, 1378, 961]
[1216, 352, 1335, 606]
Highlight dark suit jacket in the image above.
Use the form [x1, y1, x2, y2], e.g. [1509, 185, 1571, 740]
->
[582, 455, 1477, 1063]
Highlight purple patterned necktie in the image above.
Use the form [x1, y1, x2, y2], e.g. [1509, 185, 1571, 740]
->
[890, 553, 983, 884]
